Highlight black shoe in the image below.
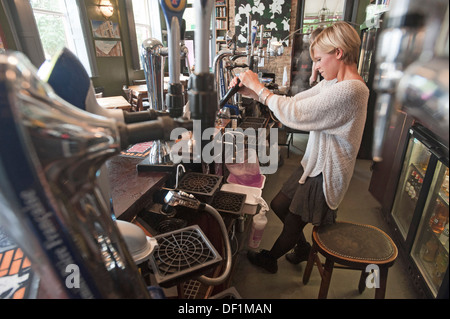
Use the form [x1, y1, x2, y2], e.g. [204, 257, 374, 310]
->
[285, 243, 311, 265]
[247, 249, 278, 274]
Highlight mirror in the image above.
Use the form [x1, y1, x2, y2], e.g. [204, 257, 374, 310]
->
[301, 0, 346, 33]
[290, 0, 347, 94]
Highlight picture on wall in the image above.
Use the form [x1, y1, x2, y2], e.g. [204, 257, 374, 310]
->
[234, 0, 291, 47]
[91, 20, 120, 39]
[95, 40, 123, 57]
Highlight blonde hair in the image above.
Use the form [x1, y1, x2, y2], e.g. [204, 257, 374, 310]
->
[310, 21, 361, 65]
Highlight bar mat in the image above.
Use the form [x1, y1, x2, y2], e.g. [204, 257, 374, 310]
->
[0, 227, 39, 299]
[120, 141, 153, 158]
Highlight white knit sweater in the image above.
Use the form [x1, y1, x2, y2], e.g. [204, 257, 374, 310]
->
[268, 79, 369, 209]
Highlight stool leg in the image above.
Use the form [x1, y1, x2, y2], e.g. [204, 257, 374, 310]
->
[287, 133, 292, 158]
[358, 270, 368, 294]
[302, 244, 317, 285]
[375, 267, 388, 299]
[318, 258, 334, 299]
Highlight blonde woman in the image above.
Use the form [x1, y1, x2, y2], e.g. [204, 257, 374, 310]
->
[230, 21, 369, 273]
[309, 27, 324, 86]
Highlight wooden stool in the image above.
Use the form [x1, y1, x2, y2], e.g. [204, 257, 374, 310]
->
[302, 221, 398, 299]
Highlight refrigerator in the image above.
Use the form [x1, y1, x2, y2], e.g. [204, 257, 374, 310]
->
[389, 124, 449, 298]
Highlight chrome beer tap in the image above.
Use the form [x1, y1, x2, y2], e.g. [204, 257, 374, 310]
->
[372, 0, 449, 160]
[0, 50, 195, 298]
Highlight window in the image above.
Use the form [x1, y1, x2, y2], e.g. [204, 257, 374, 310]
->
[131, 0, 162, 69]
[302, 0, 345, 33]
[29, 0, 93, 76]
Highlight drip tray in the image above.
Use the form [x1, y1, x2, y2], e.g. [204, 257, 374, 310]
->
[239, 117, 267, 129]
[149, 225, 222, 288]
[177, 172, 223, 196]
[210, 191, 246, 215]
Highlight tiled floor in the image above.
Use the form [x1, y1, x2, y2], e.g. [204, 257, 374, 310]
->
[230, 133, 423, 299]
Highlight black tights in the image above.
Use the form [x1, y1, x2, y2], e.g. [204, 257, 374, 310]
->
[268, 191, 309, 259]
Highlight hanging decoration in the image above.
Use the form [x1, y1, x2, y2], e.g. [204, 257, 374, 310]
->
[318, 0, 331, 23]
[98, 0, 114, 19]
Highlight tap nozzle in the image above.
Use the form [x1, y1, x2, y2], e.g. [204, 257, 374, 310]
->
[164, 190, 201, 210]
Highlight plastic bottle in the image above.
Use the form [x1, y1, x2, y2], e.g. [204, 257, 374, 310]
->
[282, 66, 288, 87]
[248, 209, 268, 249]
[429, 200, 448, 234]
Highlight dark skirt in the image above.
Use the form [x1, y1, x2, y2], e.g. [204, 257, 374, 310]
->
[281, 165, 337, 226]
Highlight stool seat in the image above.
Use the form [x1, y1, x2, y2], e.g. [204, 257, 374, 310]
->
[303, 221, 398, 299]
[315, 222, 397, 265]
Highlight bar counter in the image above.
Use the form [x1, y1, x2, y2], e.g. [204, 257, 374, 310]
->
[106, 155, 168, 221]
[105, 118, 231, 221]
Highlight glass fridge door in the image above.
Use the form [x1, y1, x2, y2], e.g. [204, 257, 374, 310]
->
[411, 164, 449, 297]
[391, 132, 432, 240]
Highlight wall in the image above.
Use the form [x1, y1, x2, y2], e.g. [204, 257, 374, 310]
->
[0, 0, 144, 97]
[85, 0, 144, 96]
[228, 0, 371, 87]
[228, 0, 296, 86]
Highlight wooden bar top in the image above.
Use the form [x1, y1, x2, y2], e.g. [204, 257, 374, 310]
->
[106, 155, 168, 221]
[97, 96, 131, 110]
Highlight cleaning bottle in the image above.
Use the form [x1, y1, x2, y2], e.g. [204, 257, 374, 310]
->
[248, 197, 269, 249]
[282, 66, 288, 87]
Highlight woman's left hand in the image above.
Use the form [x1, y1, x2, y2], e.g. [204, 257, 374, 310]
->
[239, 70, 264, 94]
[229, 75, 257, 99]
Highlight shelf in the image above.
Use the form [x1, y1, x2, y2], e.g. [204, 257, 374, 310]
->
[411, 163, 449, 206]
[215, 0, 228, 53]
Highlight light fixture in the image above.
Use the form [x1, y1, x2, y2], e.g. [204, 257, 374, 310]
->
[98, 0, 114, 19]
[269, 40, 283, 56]
[318, 0, 331, 23]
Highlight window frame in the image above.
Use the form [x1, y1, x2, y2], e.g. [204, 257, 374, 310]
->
[1, 0, 97, 75]
[126, 0, 163, 71]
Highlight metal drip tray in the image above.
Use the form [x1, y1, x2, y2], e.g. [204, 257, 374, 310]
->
[239, 117, 267, 130]
[243, 117, 267, 124]
[149, 225, 222, 288]
[176, 172, 223, 196]
[210, 191, 246, 215]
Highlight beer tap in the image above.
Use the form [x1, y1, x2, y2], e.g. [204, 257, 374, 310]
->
[371, 0, 428, 161]
[1, 52, 155, 298]
[160, 0, 186, 119]
[41, 47, 169, 125]
[246, 14, 254, 71]
[257, 25, 265, 66]
[395, 3, 449, 147]
[372, 0, 448, 161]
[0, 50, 197, 298]
[189, 0, 218, 137]
[215, 15, 262, 108]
